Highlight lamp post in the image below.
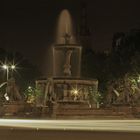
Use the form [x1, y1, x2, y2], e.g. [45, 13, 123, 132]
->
[2, 64, 16, 101]
[2, 64, 16, 81]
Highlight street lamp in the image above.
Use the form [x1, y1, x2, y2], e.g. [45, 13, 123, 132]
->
[11, 65, 15, 69]
[2, 64, 16, 101]
[2, 64, 16, 81]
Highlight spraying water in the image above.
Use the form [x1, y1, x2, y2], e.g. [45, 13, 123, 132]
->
[56, 9, 76, 44]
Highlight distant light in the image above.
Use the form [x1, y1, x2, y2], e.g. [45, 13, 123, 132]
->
[89, 104, 92, 108]
[71, 85, 81, 97]
[2, 65, 8, 69]
[137, 76, 140, 83]
[73, 89, 78, 95]
[4, 93, 9, 101]
[28, 86, 32, 89]
[5, 96, 9, 101]
[11, 65, 15, 69]
[2, 64, 16, 70]
[28, 86, 33, 92]
[72, 89, 78, 96]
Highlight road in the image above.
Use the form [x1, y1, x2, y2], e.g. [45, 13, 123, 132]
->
[0, 119, 140, 132]
[0, 119, 140, 140]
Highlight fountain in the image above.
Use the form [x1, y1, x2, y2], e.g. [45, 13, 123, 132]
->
[36, 9, 98, 118]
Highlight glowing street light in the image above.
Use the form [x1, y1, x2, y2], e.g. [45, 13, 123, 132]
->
[2, 65, 8, 70]
[11, 65, 16, 69]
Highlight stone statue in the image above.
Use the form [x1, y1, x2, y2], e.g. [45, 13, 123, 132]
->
[64, 49, 73, 76]
[63, 33, 71, 44]
[6, 78, 22, 101]
[44, 78, 55, 105]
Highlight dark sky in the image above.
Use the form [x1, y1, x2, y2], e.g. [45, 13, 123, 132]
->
[0, 0, 140, 71]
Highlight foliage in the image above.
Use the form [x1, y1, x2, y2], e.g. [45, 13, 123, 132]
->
[82, 48, 114, 97]
[82, 29, 140, 101]
[24, 86, 35, 103]
[24, 86, 42, 103]
[88, 86, 102, 104]
[0, 48, 41, 91]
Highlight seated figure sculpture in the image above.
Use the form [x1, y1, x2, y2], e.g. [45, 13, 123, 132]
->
[6, 78, 22, 101]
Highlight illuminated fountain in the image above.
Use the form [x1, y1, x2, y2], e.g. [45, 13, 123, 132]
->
[53, 9, 81, 77]
[36, 10, 98, 117]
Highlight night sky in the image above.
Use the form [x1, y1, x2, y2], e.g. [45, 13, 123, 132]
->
[0, 0, 140, 73]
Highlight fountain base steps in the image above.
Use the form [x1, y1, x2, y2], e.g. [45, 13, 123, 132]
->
[48, 102, 134, 119]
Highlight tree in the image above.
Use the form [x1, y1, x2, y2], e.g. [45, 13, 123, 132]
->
[0, 48, 41, 92]
[88, 86, 102, 108]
